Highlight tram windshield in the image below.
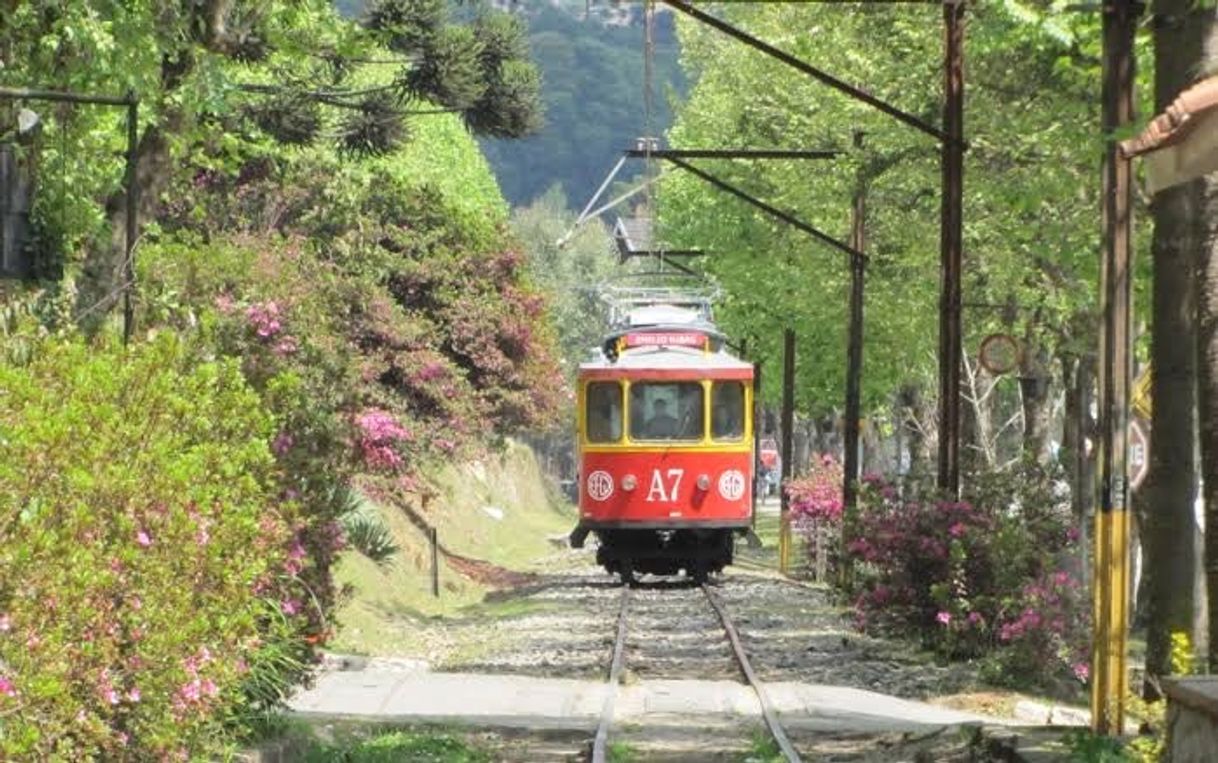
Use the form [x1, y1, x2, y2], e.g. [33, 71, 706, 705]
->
[629, 382, 703, 441]
[585, 382, 623, 443]
[712, 382, 746, 441]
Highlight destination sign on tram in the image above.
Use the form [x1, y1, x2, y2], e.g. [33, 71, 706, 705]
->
[623, 332, 706, 348]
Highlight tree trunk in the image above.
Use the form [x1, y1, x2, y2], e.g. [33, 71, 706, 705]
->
[1201, 172, 1218, 672]
[1020, 376, 1052, 462]
[1174, 3, 1218, 676]
[1143, 0, 1209, 690]
[1145, 180, 1202, 695]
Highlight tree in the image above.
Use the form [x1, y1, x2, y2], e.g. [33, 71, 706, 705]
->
[0, 0, 542, 331]
[1197, 19, 1218, 674]
[1141, 0, 1205, 697]
[510, 185, 619, 382]
[660, 3, 1111, 475]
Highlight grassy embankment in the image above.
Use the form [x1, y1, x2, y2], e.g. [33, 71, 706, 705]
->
[331, 440, 574, 655]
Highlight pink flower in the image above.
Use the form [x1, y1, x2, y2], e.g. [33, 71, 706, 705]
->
[967, 611, 983, 625]
[136, 529, 152, 548]
[127, 687, 141, 703]
[104, 688, 120, 705]
[935, 611, 952, 626]
[0, 613, 10, 632]
[281, 598, 301, 616]
[0, 675, 16, 697]
[1073, 662, 1090, 682]
[948, 522, 966, 537]
[272, 432, 294, 456]
[179, 680, 201, 703]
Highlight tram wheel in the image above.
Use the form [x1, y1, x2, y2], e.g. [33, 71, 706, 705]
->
[618, 560, 638, 587]
[689, 561, 710, 586]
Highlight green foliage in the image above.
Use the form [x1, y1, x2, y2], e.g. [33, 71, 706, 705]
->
[660, 3, 1138, 415]
[511, 186, 619, 385]
[743, 730, 783, 763]
[303, 728, 491, 763]
[342, 513, 400, 566]
[1062, 729, 1137, 763]
[0, 332, 294, 759]
[0, 0, 543, 296]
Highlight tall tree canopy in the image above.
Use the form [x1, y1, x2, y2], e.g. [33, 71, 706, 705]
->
[0, 0, 543, 323]
[660, 4, 1129, 440]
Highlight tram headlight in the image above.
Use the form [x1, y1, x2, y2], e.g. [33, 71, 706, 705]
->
[696, 474, 711, 491]
[621, 474, 638, 491]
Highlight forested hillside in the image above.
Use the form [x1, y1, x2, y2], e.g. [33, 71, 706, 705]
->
[479, 2, 686, 206]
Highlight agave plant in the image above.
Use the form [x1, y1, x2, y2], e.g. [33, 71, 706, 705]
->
[341, 511, 399, 566]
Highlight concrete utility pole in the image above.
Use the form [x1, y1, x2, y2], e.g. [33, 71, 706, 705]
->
[1092, 0, 1140, 736]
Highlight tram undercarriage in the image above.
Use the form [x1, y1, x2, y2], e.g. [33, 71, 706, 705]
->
[585, 527, 739, 583]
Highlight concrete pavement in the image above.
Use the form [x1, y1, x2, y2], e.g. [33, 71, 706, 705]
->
[289, 661, 1008, 734]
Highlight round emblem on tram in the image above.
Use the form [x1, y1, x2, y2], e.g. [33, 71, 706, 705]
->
[586, 470, 615, 502]
[718, 469, 746, 501]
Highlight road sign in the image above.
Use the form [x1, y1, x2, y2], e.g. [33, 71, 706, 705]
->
[978, 334, 1021, 375]
[1129, 419, 1149, 491]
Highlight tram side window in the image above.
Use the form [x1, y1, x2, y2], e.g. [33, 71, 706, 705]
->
[586, 382, 623, 443]
[630, 382, 704, 441]
[712, 382, 745, 441]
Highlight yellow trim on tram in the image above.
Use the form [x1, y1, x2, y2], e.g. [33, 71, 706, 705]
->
[577, 378, 753, 452]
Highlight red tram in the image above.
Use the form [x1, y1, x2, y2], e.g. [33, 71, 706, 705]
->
[569, 291, 754, 583]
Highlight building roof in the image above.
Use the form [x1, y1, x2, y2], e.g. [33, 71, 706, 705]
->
[1121, 76, 1218, 159]
[1120, 76, 1218, 194]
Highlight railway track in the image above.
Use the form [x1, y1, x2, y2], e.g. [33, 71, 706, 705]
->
[590, 579, 802, 763]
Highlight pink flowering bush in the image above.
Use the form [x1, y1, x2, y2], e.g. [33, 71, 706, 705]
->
[847, 466, 1088, 688]
[0, 335, 298, 759]
[355, 409, 412, 470]
[784, 454, 845, 574]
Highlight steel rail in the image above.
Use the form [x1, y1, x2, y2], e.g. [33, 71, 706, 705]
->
[591, 586, 631, 763]
[701, 583, 803, 763]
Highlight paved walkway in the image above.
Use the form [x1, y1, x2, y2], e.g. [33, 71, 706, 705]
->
[289, 661, 1007, 734]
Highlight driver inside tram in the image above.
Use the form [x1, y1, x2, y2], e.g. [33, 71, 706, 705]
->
[645, 398, 679, 437]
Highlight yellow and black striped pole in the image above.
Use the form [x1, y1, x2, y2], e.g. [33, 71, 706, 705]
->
[1092, 0, 1139, 736]
[779, 328, 795, 575]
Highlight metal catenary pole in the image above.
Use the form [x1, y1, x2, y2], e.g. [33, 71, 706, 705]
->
[938, 0, 965, 496]
[1092, 0, 1139, 736]
[842, 131, 867, 586]
[0, 86, 139, 344]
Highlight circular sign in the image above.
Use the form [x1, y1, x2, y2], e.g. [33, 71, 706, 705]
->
[978, 334, 1021, 375]
[718, 470, 746, 501]
[1129, 419, 1150, 491]
[586, 471, 615, 502]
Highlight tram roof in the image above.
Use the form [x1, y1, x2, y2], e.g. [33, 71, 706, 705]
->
[579, 345, 753, 378]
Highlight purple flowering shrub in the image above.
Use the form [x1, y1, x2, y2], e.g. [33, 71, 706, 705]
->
[848, 466, 1088, 688]
[0, 335, 300, 759]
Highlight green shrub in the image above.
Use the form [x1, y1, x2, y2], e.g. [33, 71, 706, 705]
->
[0, 333, 296, 759]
